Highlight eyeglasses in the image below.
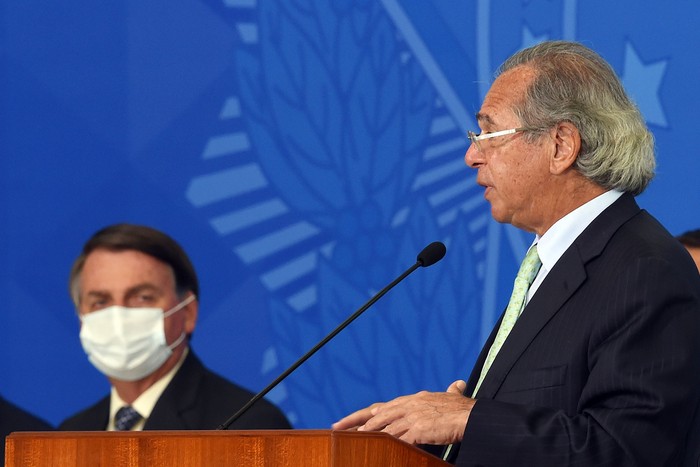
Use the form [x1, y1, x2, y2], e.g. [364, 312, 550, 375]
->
[467, 127, 530, 151]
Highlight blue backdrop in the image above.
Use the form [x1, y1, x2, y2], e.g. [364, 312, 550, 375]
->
[1, 0, 698, 428]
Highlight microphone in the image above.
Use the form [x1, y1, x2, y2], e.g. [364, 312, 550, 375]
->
[217, 241, 447, 430]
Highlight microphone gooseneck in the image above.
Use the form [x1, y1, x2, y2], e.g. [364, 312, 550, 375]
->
[217, 241, 447, 430]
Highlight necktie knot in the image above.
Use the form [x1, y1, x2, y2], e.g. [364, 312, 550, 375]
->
[115, 406, 142, 431]
[517, 244, 542, 288]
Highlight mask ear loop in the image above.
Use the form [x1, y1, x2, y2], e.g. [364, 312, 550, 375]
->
[166, 330, 187, 351]
[163, 294, 196, 350]
[163, 294, 196, 318]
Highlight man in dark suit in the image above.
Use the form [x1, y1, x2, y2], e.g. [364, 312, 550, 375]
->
[59, 224, 290, 431]
[333, 40, 700, 466]
[1, 395, 52, 461]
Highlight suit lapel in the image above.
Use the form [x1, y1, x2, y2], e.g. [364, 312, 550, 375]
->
[144, 351, 203, 430]
[465, 321, 500, 395]
[474, 252, 587, 398]
[472, 194, 641, 399]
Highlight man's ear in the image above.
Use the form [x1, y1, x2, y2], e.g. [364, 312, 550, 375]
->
[550, 121, 581, 175]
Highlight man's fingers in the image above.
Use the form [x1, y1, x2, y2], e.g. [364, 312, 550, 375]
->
[446, 380, 467, 394]
[332, 403, 383, 430]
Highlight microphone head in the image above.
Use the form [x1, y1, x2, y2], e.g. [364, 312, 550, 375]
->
[417, 241, 446, 267]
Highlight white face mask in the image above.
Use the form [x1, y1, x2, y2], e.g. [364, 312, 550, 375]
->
[79, 295, 195, 381]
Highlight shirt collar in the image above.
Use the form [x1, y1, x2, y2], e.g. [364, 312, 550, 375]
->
[108, 347, 189, 430]
[534, 190, 623, 272]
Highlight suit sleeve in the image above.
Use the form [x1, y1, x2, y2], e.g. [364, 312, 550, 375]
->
[455, 255, 700, 466]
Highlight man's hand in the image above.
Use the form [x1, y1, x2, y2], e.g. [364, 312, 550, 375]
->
[332, 380, 474, 445]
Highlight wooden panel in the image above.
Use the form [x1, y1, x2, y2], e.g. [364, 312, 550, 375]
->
[332, 431, 448, 467]
[6, 430, 448, 467]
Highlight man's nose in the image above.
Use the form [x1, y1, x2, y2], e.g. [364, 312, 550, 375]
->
[465, 142, 482, 168]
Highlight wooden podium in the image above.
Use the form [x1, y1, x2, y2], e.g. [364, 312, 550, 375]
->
[5, 430, 450, 466]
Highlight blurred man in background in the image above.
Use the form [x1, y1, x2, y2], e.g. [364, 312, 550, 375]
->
[59, 223, 290, 431]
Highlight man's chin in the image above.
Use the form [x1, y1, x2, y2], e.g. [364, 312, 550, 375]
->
[489, 205, 509, 224]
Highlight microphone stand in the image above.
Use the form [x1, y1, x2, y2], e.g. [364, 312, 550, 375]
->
[217, 241, 446, 430]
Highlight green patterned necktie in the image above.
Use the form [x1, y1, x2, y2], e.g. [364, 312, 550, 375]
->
[472, 245, 542, 397]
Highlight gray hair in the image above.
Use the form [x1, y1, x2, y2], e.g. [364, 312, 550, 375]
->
[497, 40, 655, 195]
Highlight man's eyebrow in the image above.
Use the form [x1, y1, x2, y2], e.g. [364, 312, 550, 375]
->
[84, 290, 110, 298]
[83, 283, 161, 300]
[124, 283, 161, 296]
[475, 112, 495, 125]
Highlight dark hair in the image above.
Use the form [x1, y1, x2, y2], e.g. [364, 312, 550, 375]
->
[69, 223, 199, 305]
[677, 229, 700, 248]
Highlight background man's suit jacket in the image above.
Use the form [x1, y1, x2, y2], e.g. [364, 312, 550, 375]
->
[59, 351, 291, 430]
[452, 194, 700, 466]
[1, 395, 53, 461]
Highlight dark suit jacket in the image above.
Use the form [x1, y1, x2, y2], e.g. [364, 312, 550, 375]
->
[59, 351, 291, 431]
[450, 194, 700, 466]
[1, 395, 53, 462]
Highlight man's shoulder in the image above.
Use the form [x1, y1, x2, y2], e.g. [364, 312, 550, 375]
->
[58, 395, 110, 431]
[175, 350, 255, 397]
[179, 351, 281, 411]
[579, 194, 683, 260]
[167, 350, 292, 429]
[191, 356, 257, 399]
[0, 396, 53, 432]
